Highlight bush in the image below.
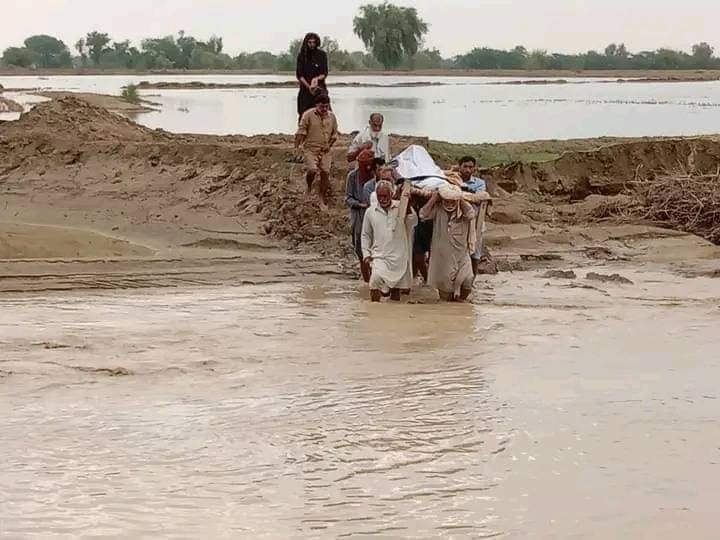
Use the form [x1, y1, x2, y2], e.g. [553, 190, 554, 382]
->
[121, 84, 140, 103]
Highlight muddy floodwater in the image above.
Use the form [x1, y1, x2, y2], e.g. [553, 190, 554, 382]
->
[2, 267, 719, 538]
[2, 75, 720, 142]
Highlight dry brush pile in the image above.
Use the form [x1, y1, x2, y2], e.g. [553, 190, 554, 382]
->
[603, 168, 720, 244]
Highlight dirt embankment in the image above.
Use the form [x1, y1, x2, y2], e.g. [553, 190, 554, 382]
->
[485, 137, 720, 199]
[32, 91, 158, 114]
[0, 96, 23, 113]
[136, 81, 444, 90]
[1, 96, 718, 292]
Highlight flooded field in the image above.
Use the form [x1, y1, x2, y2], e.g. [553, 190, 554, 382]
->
[2, 268, 719, 538]
[2, 74, 720, 142]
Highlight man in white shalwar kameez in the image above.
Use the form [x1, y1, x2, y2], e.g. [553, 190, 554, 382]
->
[361, 180, 417, 302]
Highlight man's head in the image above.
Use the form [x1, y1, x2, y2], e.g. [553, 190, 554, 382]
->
[315, 93, 331, 115]
[439, 184, 463, 213]
[458, 156, 477, 182]
[377, 165, 394, 183]
[357, 149, 376, 176]
[376, 180, 394, 210]
[369, 113, 384, 134]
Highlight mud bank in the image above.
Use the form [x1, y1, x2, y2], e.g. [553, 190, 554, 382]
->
[0, 95, 23, 113]
[486, 137, 720, 199]
[136, 81, 445, 90]
[493, 76, 720, 85]
[1, 96, 719, 292]
[137, 76, 720, 90]
[32, 91, 158, 114]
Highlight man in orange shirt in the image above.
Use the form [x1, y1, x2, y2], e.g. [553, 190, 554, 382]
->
[295, 93, 338, 209]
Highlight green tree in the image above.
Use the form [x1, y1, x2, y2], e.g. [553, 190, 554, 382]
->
[453, 47, 526, 69]
[176, 30, 197, 68]
[23, 35, 72, 68]
[274, 53, 294, 71]
[604, 43, 617, 57]
[524, 49, 550, 70]
[322, 36, 358, 71]
[85, 31, 111, 66]
[205, 35, 224, 55]
[692, 42, 714, 68]
[350, 51, 382, 70]
[405, 48, 443, 70]
[1, 46, 36, 67]
[141, 36, 182, 68]
[75, 38, 88, 67]
[288, 39, 303, 59]
[112, 40, 132, 68]
[189, 48, 234, 69]
[353, 2, 428, 69]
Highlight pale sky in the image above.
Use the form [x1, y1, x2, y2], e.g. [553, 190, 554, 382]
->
[4, 0, 719, 57]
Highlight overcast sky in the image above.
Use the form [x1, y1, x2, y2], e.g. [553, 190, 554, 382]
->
[4, 0, 719, 56]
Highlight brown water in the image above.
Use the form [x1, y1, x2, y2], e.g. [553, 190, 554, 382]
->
[2, 268, 719, 538]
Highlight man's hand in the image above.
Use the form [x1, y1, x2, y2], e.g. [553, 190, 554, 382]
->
[430, 191, 440, 202]
[359, 203, 369, 209]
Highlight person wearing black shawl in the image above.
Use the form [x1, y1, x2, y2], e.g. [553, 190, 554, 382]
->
[296, 32, 328, 121]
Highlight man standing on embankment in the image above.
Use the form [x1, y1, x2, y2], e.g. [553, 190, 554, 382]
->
[295, 93, 338, 209]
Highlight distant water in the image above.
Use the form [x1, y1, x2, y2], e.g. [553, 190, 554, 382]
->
[2, 74, 720, 143]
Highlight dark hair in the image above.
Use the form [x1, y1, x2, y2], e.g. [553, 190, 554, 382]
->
[300, 32, 322, 61]
[373, 157, 386, 167]
[315, 93, 330, 105]
[370, 113, 384, 123]
[458, 155, 476, 166]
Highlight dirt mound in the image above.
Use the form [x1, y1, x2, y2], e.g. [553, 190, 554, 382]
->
[0, 97, 358, 260]
[1, 96, 162, 142]
[486, 138, 720, 199]
[0, 96, 23, 113]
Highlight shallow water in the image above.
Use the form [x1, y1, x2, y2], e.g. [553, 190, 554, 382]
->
[2, 269, 719, 538]
[2, 75, 720, 142]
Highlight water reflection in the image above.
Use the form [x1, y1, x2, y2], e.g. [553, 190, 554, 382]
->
[355, 97, 423, 109]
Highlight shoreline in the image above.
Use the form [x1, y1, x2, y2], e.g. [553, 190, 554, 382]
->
[2, 68, 720, 81]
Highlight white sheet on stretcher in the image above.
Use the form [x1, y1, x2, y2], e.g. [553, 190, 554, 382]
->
[390, 145, 446, 185]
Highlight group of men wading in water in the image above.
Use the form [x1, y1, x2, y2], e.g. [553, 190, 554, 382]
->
[293, 32, 489, 303]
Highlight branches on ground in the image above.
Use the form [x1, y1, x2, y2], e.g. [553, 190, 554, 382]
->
[607, 170, 720, 244]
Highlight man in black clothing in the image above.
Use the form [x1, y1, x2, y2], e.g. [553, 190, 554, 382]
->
[296, 33, 328, 121]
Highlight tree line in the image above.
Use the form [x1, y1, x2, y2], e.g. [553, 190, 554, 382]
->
[2, 2, 718, 72]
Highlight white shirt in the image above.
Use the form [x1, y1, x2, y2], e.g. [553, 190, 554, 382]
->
[361, 201, 417, 289]
[348, 126, 391, 162]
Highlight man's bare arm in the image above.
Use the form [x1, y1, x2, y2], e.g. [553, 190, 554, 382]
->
[295, 133, 306, 149]
[419, 191, 439, 221]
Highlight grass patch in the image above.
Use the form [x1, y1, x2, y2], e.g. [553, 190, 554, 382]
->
[428, 136, 645, 169]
